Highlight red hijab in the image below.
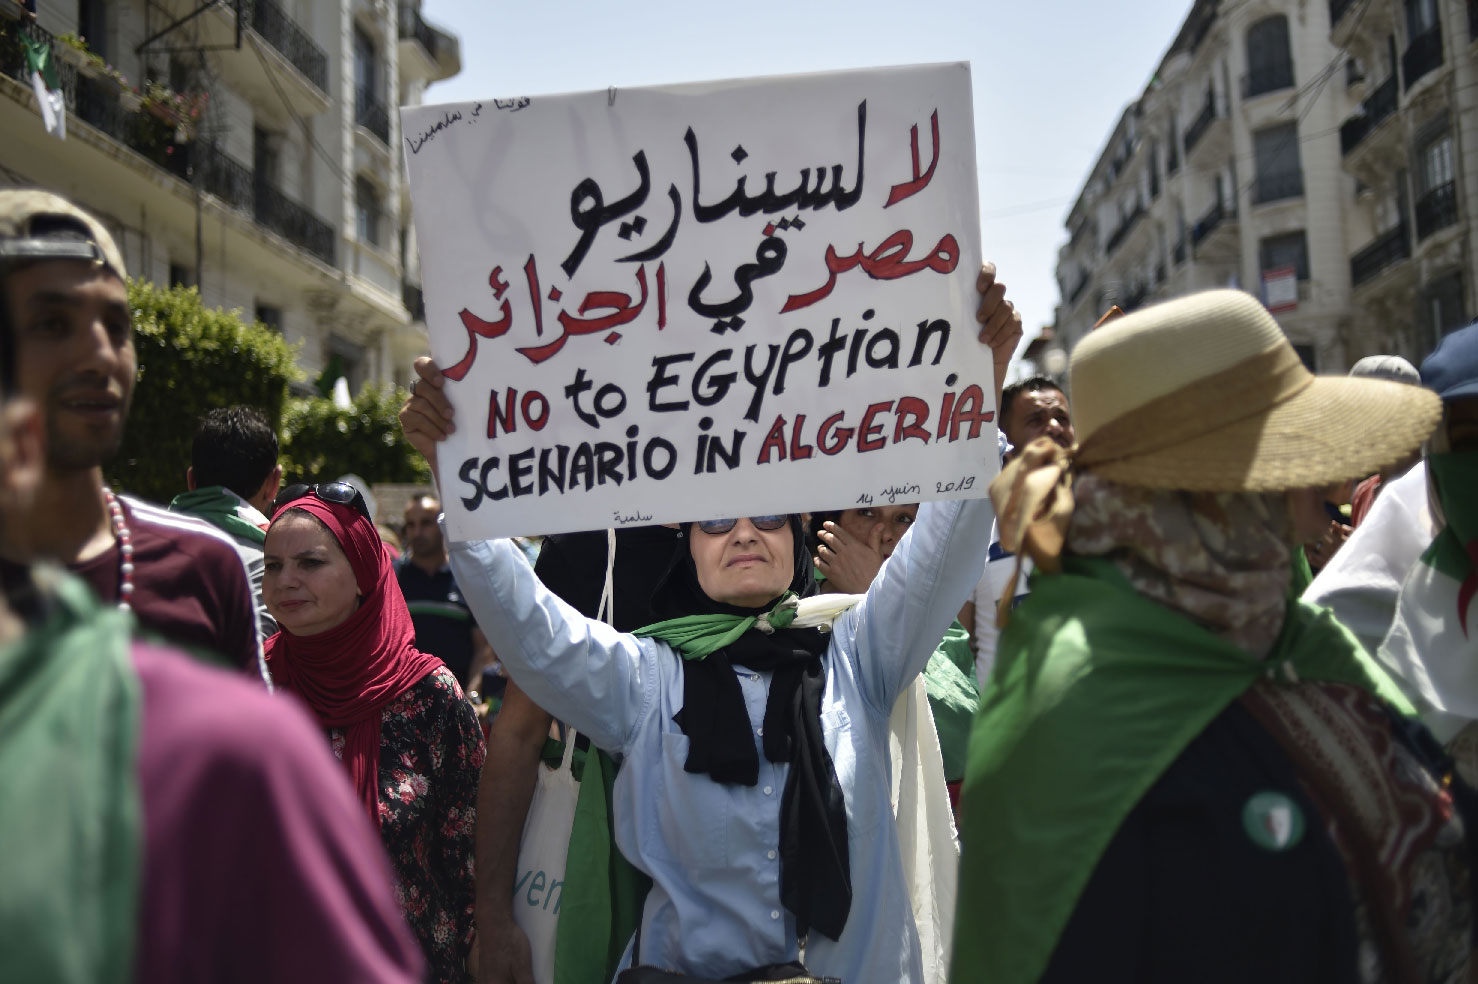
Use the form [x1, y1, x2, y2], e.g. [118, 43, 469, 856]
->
[263, 495, 443, 827]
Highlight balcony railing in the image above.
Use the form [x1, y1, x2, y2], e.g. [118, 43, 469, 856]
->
[0, 19, 331, 263]
[1104, 204, 1145, 256]
[1068, 272, 1090, 305]
[1415, 181, 1459, 241]
[255, 180, 336, 264]
[1350, 223, 1410, 286]
[247, 0, 329, 93]
[1339, 74, 1398, 156]
[1330, 0, 1357, 29]
[1254, 170, 1305, 205]
[1183, 94, 1218, 154]
[398, 5, 441, 59]
[1403, 24, 1444, 89]
[356, 88, 390, 145]
[1242, 63, 1295, 99]
[1192, 198, 1235, 246]
[403, 282, 426, 320]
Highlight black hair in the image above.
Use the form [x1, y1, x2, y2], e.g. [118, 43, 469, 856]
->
[999, 375, 1066, 435]
[192, 406, 278, 500]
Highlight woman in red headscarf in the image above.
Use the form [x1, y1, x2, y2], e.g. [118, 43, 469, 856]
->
[262, 483, 486, 984]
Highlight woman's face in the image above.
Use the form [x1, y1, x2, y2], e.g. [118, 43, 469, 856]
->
[835, 504, 919, 558]
[263, 512, 362, 636]
[689, 518, 795, 608]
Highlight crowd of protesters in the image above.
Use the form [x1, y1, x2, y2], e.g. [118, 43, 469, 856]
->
[4, 187, 1477, 984]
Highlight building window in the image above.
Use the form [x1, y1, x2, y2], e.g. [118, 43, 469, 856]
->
[169, 262, 195, 289]
[1415, 131, 1458, 240]
[256, 304, 283, 333]
[1245, 15, 1295, 98]
[1253, 123, 1304, 203]
[355, 177, 382, 247]
[1405, 0, 1438, 38]
[78, 0, 108, 60]
[253, 126, 281, 188]
[1260, 230, 1310, 280]
[1422, 271, 1465, 351]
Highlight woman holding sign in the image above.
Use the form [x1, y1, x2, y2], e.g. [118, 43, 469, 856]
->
[400, 265, 1018, 983]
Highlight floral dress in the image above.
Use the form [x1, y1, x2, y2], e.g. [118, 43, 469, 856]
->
[331, 666, 485, 983]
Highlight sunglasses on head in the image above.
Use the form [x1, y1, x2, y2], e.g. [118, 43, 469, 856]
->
[695, 515, 789, 535]
[274, 482, 371, 520]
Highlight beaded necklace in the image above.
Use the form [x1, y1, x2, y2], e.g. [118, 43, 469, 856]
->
[104, 489, 135, 611]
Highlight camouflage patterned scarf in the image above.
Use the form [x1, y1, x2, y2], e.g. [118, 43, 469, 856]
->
[1067, 473, 1293, 658]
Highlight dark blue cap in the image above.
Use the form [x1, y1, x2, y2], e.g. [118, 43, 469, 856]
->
[1421, 321, 1478, 401]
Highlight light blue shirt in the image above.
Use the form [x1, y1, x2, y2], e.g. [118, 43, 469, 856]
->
[449, 497, 993, 983]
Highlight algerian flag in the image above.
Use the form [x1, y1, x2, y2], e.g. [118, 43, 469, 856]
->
[21, 35, 65, 139]
[1377, 451, 1478, 743]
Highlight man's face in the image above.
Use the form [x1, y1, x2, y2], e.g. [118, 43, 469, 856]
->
[404, 499, 443, 558]
[6, 261, 134, 473]
[1006, 387, 1075, 451]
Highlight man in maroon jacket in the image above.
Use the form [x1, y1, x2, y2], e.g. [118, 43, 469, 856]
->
[0, 204, 426, 982]
[0, 190, 263, 678]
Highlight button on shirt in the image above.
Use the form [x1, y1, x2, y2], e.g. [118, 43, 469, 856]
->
[449, 497, 993, 984]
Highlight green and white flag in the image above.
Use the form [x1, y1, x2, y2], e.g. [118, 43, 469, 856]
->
[1378, 452, 1478, 742]
[21, 35, 66, 139]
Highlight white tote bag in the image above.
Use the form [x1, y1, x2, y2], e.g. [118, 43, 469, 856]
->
[513, 728, 581, 984]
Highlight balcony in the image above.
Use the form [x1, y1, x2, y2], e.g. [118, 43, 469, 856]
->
[1253, 170, 1305, 206]
[247, 0, 328, 92]
[1415, 181, 1459, 241]
[1184, 92, 1230, 164]
[1403, 25, 1444, 91]
[403, 282, 426, 321]
[1340, 75, 1397, 156]
[1242, 63, 1295, 100]
[398, 5, 460, 85]
[1191, 198, 1238, 256]
[140, 0, 329, 117]
[355, 88, 390, 145]
[1104, 204, 1145, 257]
[1350, 223, 1410, 287]
[255, 180, 336, 265]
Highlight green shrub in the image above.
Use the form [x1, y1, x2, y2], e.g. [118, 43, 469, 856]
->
[111, 280, 297, 504]
[279, 385, 431, 487]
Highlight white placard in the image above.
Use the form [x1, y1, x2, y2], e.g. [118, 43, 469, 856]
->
[402, 62, 995, 541]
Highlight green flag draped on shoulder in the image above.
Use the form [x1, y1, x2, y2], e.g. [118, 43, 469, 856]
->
[951, 556, 1412, 984]
[0, 570, 141, 983]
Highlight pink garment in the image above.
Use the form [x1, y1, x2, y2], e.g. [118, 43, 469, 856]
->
[131, 641, 423, 983]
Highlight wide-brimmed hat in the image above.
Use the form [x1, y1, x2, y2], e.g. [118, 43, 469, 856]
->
[1069, 289, 1441, 491]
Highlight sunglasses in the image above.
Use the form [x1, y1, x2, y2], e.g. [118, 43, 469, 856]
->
[274, 482, 371, 520]
[695, 515, 789, 535]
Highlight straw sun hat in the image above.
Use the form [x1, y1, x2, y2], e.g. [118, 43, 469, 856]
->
[1069, 289, 1441, 492]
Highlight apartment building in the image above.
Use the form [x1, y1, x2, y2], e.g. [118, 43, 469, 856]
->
[0, 0, 459, 390]
[1051, 0, 1478, 374]
[1335, 0, 1478, 361]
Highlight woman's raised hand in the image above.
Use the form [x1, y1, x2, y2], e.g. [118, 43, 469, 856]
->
[399, 357, 456, 479]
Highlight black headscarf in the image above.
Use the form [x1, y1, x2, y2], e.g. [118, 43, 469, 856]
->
[647, 515, 852, 941]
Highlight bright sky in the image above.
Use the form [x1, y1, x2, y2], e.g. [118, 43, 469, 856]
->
[422, 0, 1193, 366]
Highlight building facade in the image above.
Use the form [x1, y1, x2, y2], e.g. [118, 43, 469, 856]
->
[0, 0, 458, 391]
[1051, 0, 1478, 373]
